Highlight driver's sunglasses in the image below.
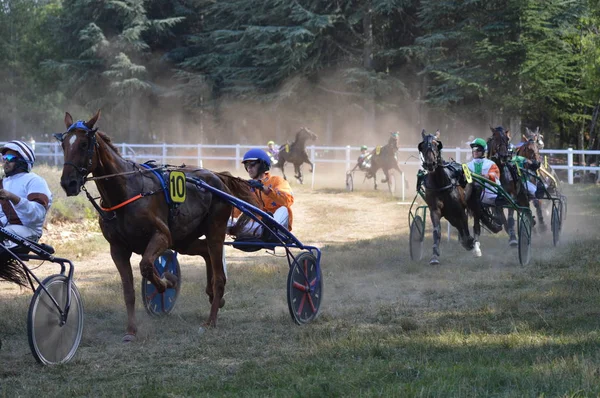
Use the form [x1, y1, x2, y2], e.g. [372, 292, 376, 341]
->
[244, 161, 259, 171]
[2, 154, 19, 163]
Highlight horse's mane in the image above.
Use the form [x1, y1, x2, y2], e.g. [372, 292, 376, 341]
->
[215, 171, 265, 235]
[97, 131, 121, 155]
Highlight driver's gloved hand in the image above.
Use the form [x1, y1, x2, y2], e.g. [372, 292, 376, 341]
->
[248, 179, 264, 190]
[529, 160, 540, 171]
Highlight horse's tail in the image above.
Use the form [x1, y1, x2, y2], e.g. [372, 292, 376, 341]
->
[0, 249, 28, 287]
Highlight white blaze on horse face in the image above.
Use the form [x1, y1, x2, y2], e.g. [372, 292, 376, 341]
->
[68, 134, 78, 151]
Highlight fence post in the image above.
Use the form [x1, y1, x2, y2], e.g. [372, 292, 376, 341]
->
[567, 147, 574, 184]
[197, 144, 203, 168]
[401, 171, 405, 201]
[54, 142, 60, 166]
[455, 147, 461, 163]
[235, 145, 241, 170]
[346, 146, 352, 170]
[121, 143, 126, 158]
[162, 143, 167, 164]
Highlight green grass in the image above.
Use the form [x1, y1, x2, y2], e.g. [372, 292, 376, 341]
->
[1, 183, 599, 397]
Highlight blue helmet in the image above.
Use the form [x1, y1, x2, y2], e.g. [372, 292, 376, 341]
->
[242, 148, 271, 170]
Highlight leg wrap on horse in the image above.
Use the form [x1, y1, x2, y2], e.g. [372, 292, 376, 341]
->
[432, 226, 441, 256]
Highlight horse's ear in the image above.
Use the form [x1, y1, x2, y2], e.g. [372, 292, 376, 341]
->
[522, 134, 528, 141]
[421, 129, 426, 139]
[435, 129, 440, 139]
[535, 126, 540, 134]
[64, 112, 73, 129]
[505, 129, 511, 137]
[489, 125, 495, 134]
[525, 127, 531, 135]
[85, 109, 101, 129]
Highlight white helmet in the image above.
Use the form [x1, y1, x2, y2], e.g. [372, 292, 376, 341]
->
[1, 140, 36, 172]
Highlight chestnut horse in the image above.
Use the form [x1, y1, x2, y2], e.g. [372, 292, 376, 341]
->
[272, 127, 317, 184]
[55, 110, 260, 341]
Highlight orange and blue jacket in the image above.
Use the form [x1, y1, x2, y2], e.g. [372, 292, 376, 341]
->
[234, 172, 294, 230]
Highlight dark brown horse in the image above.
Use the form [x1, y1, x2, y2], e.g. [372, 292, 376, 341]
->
[272, 127, 317, 184]
[487, 126, 531, 244]
[418, 130, 488, 264]
[366, 134, 405, 192]
[55, 110, 260, 341]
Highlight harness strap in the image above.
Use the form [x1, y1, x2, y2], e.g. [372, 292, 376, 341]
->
[100, 194, 143, 212]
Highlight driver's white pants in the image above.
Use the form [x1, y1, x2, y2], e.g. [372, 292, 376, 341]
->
[1, 224, 40, 249]
[480, 189, 497, 205]
[525, 180, 537, 198]
[227, 207, 290, 238]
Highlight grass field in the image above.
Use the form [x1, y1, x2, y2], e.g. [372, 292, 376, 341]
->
[1, 167, 599, 397]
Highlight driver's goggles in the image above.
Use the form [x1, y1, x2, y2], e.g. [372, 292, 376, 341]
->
[2, 154, 19, 163]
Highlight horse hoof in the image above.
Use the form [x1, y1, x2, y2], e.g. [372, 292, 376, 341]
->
[163, 271, 178, 289]
[219, 298, 225, 308]
[429, 256, 440, 265]
[122, 333, 136, 343]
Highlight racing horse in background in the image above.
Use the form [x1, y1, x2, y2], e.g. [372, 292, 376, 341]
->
[487, 126, 533, 244]
[366, 132, 407, 193]
[272, 127, 317, 184]
[520, 126, 561, 194]
[54, 110, 260, 342]
[418, 129, 497, 264]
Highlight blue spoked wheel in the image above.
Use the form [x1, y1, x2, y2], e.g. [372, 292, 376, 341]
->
[141, 250, 181, 316]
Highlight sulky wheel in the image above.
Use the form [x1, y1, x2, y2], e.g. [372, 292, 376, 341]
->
[518, 213, 532, 266]
[27, 274, 84, 365]
[142, 250, 181, 316]
[287, 251, 323, 325]
[551, 204, 560, 247]
[409, 215, 425, 261]
[345, 172, 354, 192]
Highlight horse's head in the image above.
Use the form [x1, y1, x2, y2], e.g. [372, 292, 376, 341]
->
[488, 125, 510, 162]
[417, 129, 443, 172]
[54, 110, 101, 196]
[524, 126, 544, 150]
[297, 127, 318, 142]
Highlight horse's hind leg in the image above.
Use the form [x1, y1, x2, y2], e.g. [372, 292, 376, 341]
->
[110, 244, 137, 341]
[294, 164, 303, 184]
[506, 208, 517, 246]
[534, 199, 546, 232]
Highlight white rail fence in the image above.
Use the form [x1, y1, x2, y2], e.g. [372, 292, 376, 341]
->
[11, 142, 600, 187]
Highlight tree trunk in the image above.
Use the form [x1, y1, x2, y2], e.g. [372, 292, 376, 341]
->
[362, 2, 375, 136]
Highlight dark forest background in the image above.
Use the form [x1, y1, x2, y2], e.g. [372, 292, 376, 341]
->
[1, 0, 600, 152]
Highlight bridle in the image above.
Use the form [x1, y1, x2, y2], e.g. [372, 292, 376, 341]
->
[53, 120, 99, 178]
[488, 130, 510, 163]
[418, 134, 442, 172]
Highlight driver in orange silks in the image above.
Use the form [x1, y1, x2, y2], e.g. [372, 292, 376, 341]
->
[228, 148, 294, 239]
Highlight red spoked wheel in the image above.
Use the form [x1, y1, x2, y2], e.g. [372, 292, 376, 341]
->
[287, 251, 323, 325]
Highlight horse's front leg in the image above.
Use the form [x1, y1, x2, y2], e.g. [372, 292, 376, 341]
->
[429, 208, 442, 265]
[139, 232, 171, 292]
[110, 244, 137, 342]
[373, 171, 378, 190]
[306, 159, 314, 173]
[280, 162, 288, 180]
